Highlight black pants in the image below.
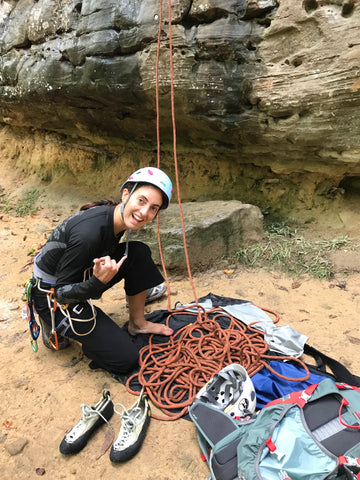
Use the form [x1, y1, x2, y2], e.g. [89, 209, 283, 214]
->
[32, 241, 164, 375]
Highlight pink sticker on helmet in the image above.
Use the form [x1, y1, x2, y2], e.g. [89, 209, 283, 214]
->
[128, 176, 133, 180]
[148, 169, 154, 175]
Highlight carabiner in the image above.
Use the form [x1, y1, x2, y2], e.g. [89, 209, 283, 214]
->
[29, 319, 40, 341]
[27, 303, 40, 340]
[48, 288, 58, 312]
[31, 339, 38, 353]
[49, 331, 59, 351]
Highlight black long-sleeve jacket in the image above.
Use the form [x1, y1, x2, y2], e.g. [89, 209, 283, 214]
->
[35, 205, 124, 304]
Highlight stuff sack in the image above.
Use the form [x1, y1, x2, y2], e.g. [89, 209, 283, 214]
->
[251, 359, 335, 408]
[251, 345, 360, 408]
[189, 378, 360, 480]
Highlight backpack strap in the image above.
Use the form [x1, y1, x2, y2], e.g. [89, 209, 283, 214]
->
[339, 457, 360, 479]
[189, 401, 238, 448]
[338, 456, 360, 468]
[188, 400, 240, 470]
[265, 438, 285, 461]
[304, 344, 360, 386]
[265, 383, 319, 408]
[338, 397, 360, 430]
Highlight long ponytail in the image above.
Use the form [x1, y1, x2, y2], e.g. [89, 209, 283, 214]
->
[79, 199, 119, 211]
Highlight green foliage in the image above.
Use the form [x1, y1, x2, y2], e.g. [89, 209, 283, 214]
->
[236, 220, 354, 279]
[1, 189, 41, 216]
[0, 198, 12, 213]
[15, 189, 41, 216]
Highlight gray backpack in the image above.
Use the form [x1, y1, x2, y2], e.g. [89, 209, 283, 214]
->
[189, 378, 360, 480]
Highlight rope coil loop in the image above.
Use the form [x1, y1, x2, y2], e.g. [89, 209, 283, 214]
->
[127, 306, 310, 421]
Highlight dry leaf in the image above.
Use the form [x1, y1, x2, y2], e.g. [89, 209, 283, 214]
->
[347, 336, 360, 345]
[2, 420, 16, 431]
[96, 428, 115, 460]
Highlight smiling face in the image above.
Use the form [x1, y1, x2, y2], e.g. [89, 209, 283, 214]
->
[121, 184, 163, 230]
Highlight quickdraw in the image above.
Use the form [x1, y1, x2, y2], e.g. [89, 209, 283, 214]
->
[22, 279, 40, 352]
[46, 287, 60, 350]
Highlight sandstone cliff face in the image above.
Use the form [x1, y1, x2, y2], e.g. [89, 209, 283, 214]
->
[0, 0, 359, 218]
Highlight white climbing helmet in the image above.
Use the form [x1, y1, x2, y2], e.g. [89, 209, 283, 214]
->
[120, 167, 173, 209]
[195, 364, 256, 418]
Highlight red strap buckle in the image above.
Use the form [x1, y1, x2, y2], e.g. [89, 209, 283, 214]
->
[266, 438, 276, 452]
[338, 456, 360, 467]
[266, 438, 285, 461]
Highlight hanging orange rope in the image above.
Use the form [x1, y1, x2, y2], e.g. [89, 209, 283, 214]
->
[154, 0, 198, 309]
[154, 0, 173, 310]
[126, 1, 310, 421]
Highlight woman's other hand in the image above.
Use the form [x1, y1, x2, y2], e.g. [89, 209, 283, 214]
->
[93, 255, 127, 284]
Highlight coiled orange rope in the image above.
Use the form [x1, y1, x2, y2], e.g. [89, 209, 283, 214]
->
[127, 305, 310, 421]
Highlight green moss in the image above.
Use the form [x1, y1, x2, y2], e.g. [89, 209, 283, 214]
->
[1, 189, 42, 217]
[236, 220, 355, 279]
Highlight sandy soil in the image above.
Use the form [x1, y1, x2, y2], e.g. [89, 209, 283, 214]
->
[1, 166, 360, 480]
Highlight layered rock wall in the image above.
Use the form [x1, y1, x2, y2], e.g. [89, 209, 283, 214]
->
[0, 0, 359, 218]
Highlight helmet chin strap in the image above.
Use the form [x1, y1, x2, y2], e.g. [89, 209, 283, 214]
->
[120, 183, 138, 219]
[119, 183, 138, 261]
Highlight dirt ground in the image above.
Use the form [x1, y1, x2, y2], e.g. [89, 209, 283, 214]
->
[1, 165, 360, 480]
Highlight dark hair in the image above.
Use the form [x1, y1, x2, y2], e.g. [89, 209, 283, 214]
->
[80, 199, 119, 211]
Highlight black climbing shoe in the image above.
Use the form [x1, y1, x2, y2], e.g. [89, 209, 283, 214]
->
[60, 391, 114, 455]
[110, 390, 151, 463]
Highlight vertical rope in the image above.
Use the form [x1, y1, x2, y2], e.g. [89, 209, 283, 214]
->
[154, 0, 172, 311]
[155, 0, 200, 309]
[155, 0, 162, 166]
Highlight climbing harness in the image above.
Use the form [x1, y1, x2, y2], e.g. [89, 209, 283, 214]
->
[34, 275, 97, 350]
[28, 255, 98, 351]
[22, 279, 40, 352]
[26, 223, 133, 352]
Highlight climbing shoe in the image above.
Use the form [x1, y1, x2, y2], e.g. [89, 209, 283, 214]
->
[145, 283, 167, 303]
[110, 390, 151, 463]
[39, 316, 70, 350]
[126, 283, 167, 307]
[60, 390, 114, 455]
